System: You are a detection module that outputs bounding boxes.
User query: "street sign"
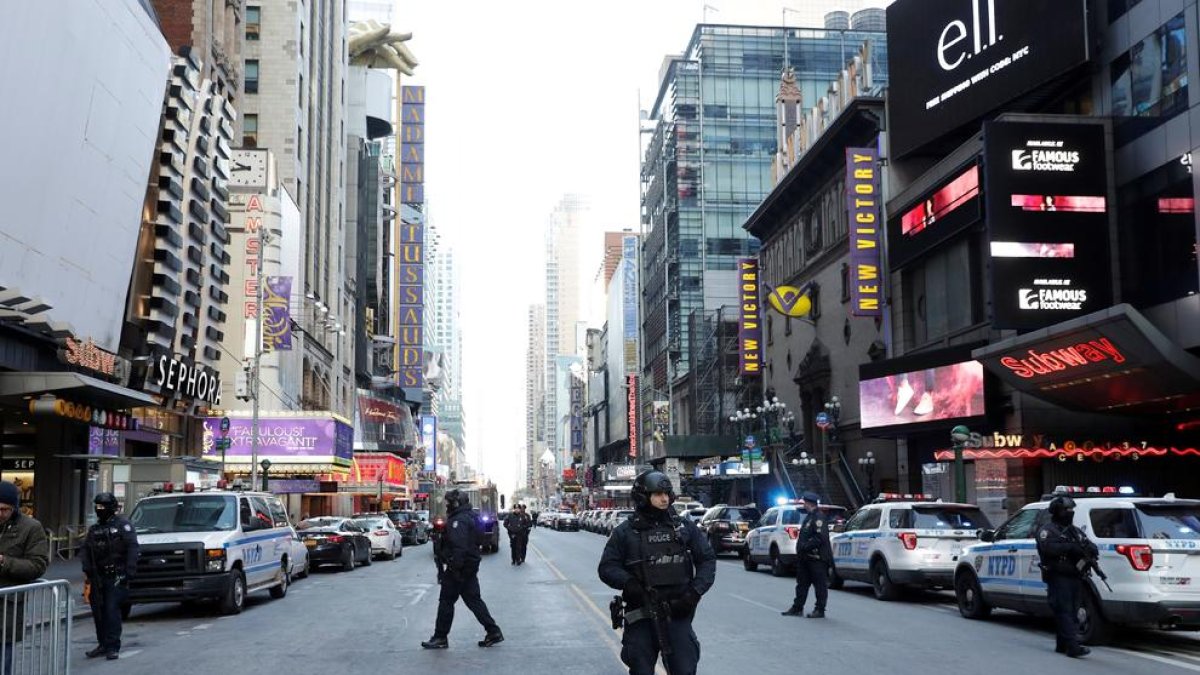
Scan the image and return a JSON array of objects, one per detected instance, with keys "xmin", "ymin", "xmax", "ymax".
[
  {"xmin": 816, "ymin": 412, "xmax": 831, "ymax": 429},
  {"xmin": 220, "ymin": 416, "xmax": 231, "ymax": 434},
  {"xmin": 744, "ymin": 435, "xmax": 756, "ymax": 449}
]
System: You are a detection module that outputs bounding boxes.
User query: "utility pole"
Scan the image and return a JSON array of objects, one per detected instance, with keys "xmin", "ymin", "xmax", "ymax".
[{"xmin": 250, "ymin": 227, "xmax": 269, "ymax": 490}]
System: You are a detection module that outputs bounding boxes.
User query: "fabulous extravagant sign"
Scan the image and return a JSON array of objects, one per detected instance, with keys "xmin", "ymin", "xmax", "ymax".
[
  {"xmin": 846, "ymin": 147, "xmax": 882, "ymax": 316},
  {"xmin": 201, "ymin": 415, "xmax": 353, "ymax": 462},
  {"xmin": 738, "ymin": 258, "xmax": 762, "ymax": 376}
]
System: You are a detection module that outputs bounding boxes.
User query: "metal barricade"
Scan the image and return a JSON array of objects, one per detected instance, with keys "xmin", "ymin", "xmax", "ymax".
[{"xmin": 0, "ymin": 579, "xmax": 72, "ymax": 675}]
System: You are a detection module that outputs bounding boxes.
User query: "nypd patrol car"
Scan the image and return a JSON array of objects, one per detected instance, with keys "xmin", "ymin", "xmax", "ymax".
[
  {"xmin": 829, "ymin": 493, "xmax": 992, "ymax": 599},
  {"xmin": 126, "ymin": 484, "xmax": 297, "ymax": 615},
  {"xmin": 953, "ymin": 487, "xmax": 1200, "ymax": 644},
  {"xmin": 743, "ymin": 501, "xmax": 849, "ymax": 576}
]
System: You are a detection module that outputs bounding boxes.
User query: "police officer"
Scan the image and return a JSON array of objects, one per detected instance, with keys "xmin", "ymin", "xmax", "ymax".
[
  {"xmin": 422, "ymin": 490, "xmax": 504, "ymax": 649},
  {"xmin": 1036, "ymin": 494, "xmax": 1095, "ymax": 658},
  {"xmin": 599, "ymin": 470, "xmax": 716, "ymax": 675},
  {"xmin": 504, "ymin": 504, "xmax": 532, "ymax": 565},
  {"xmin": 781, "ymin": 492, "xmax": 832, "ymax": 618},
  {"xmin": 80, "ymin": 492, "xmax": 139, "ymax": 660}
]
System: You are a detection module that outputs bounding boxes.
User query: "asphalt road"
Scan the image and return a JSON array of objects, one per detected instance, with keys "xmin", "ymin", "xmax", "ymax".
[{"xmin": 70, "ymin": 526, "xmax": 1200, "ymax": 674}]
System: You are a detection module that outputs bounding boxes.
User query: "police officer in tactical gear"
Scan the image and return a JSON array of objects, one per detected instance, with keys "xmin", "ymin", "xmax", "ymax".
[
  {"xmin": 422, "ymin": 489, "xmax": 504, "ymax": 649},
  {"xmin": 1036, "ymin": 494, "xmax": 1095, "ymax": 658},
  {"xmin": 599, "ymin": 470, "xmax": 716, "ymax": 675},
  {"xmin": 782, "ymin": 492, "xmax": 832, "ymax": 618},
  {"xmin": 80, "ymin": 492, "xmax": 139, "ymax": 660}
]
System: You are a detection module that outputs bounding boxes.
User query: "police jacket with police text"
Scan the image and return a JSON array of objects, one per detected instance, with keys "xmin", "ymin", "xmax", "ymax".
[
  {"xmin": 81, "ymin": 515, "xmax": 139, "ymax": 579},
  {"xmin": 439, "ymin": 505, "xmax": 483, "ymax": 573},
  {"xmin": 797, "ymin": 509, "xmax": 833, "ymax": 563},
  {"xmin": 1036, "ymin": 521, "xmax": 1095, "ymax": 578},
  {"xmin": 504, "ymin": 512, "xmax": 532, "ymax": 535},
  {"xmin": 598, "ymin": 509, "xmax": 715, "ymax": 609}
]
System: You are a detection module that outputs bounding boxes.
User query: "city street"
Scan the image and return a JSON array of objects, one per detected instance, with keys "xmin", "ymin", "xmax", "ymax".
[{"xmin": 71, "ymin": 529, "xmax": 1200, "ymax": 674}]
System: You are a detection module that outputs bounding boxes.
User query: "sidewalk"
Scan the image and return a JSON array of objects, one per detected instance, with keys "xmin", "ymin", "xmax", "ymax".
[{"xmin": 44, "ymin": 557, "xmax": 90, "ymax": 620}]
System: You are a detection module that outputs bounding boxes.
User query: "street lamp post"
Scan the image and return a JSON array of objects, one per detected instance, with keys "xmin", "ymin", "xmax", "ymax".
[
  {"xmin": 822, "ymin": 396, "xmax": 842, "ymax": 491},
  {"xmin": 857, "ymin": 451, "xmax": 876, "ymax": 497},
  {"xmin": 950, "ymin": 425, "xmax": 973, "ymax": 504},
  {"xmin": 260, "ymin": 458, "xmax": 271, "ymax": 493},
  {"xmin": 729, "ymin": 408, "xmax": 758, "ymax": 504}
]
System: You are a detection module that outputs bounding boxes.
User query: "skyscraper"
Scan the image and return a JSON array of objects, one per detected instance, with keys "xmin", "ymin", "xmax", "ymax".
[
  {"xmin": 639, "ymin": 23, "xmax": 888, "ymax": 430},
  {"xmin": 543, "ymin": 195, "xmax": 588, "ymax": 472},
  {"xmin": 525, "ymin": 303, "xmax": 546, "ymax": 490},
  {"xmin": 241, "ymin": 0, "xmax": 352, "ymax": 417}
]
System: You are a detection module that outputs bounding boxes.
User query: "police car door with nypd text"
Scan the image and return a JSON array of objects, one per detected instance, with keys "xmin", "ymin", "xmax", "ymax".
[
  {"xmin": 954, "ymin": 486, "xmax": 1200, "ymax": 644},
  {"xmin": 128, "ymin": 484, "xmax": 296, "ymax": 615}
]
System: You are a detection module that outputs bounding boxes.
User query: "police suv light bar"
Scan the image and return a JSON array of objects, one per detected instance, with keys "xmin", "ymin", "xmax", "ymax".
[{"xmin": 873, "ymin": 492, "xmax": 935, "ymax": 503}]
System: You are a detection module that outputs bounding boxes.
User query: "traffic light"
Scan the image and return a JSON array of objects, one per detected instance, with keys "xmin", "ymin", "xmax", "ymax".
[{"xmin": 500, "ymin": 494, "xmax": 506, "ymax": 510}]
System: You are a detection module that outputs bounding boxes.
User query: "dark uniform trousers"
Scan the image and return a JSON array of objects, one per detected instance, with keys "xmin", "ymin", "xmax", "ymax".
[
  {"xmin": 620, "ymin": 617, "xmax": 700, "ymax": 675},
  {"xmin": 1046, "ymin": 575, "xmax": 1083, "ymax": 650},
  {"xmin": 90, "ymin": 577, "xmax": 128, "ymax": 653},
  {"xmin": 793, "ymin": 557, "xmax": 829, "ymax": 611},
  {"xmin": 434, "ymin": 569, "xmax": 500, "ymax": 638},
  {"xmin": 510, "ymin": 532, "xmax": 529, "ymax": 563}
]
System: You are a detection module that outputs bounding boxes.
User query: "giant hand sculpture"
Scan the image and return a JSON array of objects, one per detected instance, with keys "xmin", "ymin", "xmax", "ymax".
[{"xmin": 348, "ymin": 20, "xmax": 419, "ymax": 74}]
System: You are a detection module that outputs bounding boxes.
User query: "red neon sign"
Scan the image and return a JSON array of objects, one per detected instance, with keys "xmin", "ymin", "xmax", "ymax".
[{"xmin": 998, "ymin": 337, "xmax": 1126, "ymax": 379}]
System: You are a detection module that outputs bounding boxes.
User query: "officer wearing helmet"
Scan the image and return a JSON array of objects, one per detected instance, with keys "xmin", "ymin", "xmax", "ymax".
[
  {"xmin": 598, "ymin": 470, "xmax": 716, "ymax": 675},
  {"xmin": 80, "ymin": 492, "xmax": 139, "ymax": 660},
  {"xmin": 422, "ymin": 489, "xmax": 503, "ymax": 650},
  {"xmin": 1036, "ymin": 494, "xmax": 1097, "ymax": 658}
]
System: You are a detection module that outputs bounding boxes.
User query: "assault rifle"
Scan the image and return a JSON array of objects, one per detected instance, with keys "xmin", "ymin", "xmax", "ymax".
[
  {"xmin": 1071, "ymin": 527, "xmax": 1113, "ymax": 593},
  {"xmin": 639, "ymin": 557, "xmax": 675, "ymax": 675}
]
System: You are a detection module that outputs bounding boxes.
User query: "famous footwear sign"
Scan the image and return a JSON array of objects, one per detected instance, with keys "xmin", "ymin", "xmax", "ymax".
[{"xmin": 886, "ymin": 0, "xmax": 1089, "ymax": 158}]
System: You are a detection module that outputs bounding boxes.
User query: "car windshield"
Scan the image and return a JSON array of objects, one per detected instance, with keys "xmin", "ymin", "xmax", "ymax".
[
  {"xmin": 299, "ymin": 517, "xmax": 344, "ymax": 530},
  {"xmin": 1136, "ymin": 504, "xmax": 1200, "ymax": 540},
  {"xmin": 908, "ymin": 506, "xmax": 991, "ymax": 530},
  {"xmin": 130, "ymin": 495, "xmax": 237, "ymax": 533},
  {"xmin": 726, "ymin": 508, "xmax": 761, "ymax": 522},
  {"xmin": 356, "ymin": 518, "xmax": 389, "ymax": 530}
]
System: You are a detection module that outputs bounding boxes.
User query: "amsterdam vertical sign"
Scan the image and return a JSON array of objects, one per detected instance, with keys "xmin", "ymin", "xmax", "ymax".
[
  {"xmin": 399, "ymin": 86, "xmax": 425, "ymax": 388},
  {"xmin": 846, "ymin": 147, "xmax": 882, "ymax": 316}
]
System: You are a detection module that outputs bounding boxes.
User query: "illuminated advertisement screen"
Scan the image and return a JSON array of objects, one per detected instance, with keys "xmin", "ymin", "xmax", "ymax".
[
  {"xmin": 983, "ymin": 121, "xmax": 1113, "ymax": 331},
  {"xmin": 886, "ymin": 0, "xmax": 1088, "ymax": 158},
  {"xmin": 860, "ymin": 360, "xmax": 987, "ymax": 430},
  {"xmin": 887, "ymin": 163, "xmax": 981, "ymax": 269}
]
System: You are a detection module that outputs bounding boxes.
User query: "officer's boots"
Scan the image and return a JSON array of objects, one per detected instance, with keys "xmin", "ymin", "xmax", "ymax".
[
  {"xmin": 781, "ymin": 604, "xmax": 803, "ymax": 616},
  {"xmin": 478, "ymin": 631, "xmax": 504, "ymax": 647},
  {"xmin": 421, "ymin": 636, "xmax": 449, "ymax": 649},
  {"xmin": 806, "ymin": 609, "xmax": 826, "ymax": 618}
]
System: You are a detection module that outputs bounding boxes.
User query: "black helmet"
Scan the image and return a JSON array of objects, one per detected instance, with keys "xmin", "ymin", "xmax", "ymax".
[
  {"xmin": 1048, "ymin": 494, "xmax": 1077, "ymax": 518},
  {"xmin": 631, "ymin": 470, "xmax": 674, "ymax": 509},
  {"xmin": 444, "ymin": 489, "xmax": 470, "ymax": 511},
  {"xmin": 94, "ymin": 492, "xmax": 118, "ymax": 508}
]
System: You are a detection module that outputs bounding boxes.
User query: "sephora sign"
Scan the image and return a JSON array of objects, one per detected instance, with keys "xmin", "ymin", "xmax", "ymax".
[{"xmin": 886, "ymin": 0, "xmax": 1088, "ymax": 158}]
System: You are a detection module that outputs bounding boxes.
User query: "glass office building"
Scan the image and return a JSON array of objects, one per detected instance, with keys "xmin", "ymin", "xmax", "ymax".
[{"xmin": 640, "ymin": 24, "xmax": 888, "ymax": 396}]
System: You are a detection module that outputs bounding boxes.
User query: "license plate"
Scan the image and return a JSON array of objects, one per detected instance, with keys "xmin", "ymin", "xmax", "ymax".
[
  {"xmin": 304, "ymin": 540, "xmax": 317, "ymax": 548},
  {"xmin": 738, "ymin": 523, "xmax": 748, "ymax": 533}
]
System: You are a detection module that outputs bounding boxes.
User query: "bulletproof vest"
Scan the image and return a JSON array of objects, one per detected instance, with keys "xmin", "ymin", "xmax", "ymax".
[
  {"xmin": 638, "ymin": 521, "xmax": 692, "ymax": 589},
  {"xmin": 1036, "ymin": 523, "xmax": 1082, "ymax": 577},
  {"xmin": 89, "ymin": 520, "xmax": 124, "ymax": 572}
]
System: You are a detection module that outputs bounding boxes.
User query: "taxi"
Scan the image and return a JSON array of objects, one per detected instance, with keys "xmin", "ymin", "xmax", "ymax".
[
  {"xmin": 829, "ymin": 493, "xmax": 992, "ymax": 599},
  {"xmin": 954, "ymin": 486, "xmax": 1200, "ymax": 644}
]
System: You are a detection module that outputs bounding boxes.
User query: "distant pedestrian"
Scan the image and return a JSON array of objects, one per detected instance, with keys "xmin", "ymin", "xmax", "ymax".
[
  {"xmin": 1036, "ymin": 494, "xmax": 1094, "ymax": 658},
  {"xmin": 0, "ymin": 481, "xmax": 48, "ymax": 675},
  {"xmin": 599, "ymin": 470, "xmax": 715, "ymax": 675},
  {"xmin": 80, "ymin": 493, "xmax": 139, "ymax": 660},
  {"xmin": 781, "ymin": 492, "xmax": 832, "ymax": 618},
  {"xmin": 504, "ymin": 505, "xmax": 532, "ymax": 565},
  {"xmin": 421, "ymin": 490, "xmax": 503, "ymax": 649}
]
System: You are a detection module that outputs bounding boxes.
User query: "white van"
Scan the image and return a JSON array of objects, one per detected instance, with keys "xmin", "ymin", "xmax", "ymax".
[{"xmin": 126, "ymin": 486, "xmax": 297, "ymax": 615}]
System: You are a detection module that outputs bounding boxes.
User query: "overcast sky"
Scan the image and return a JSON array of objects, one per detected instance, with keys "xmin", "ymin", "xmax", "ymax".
[{"xmin": 395, "ymin": 0, "xmax": 891, "ymax": 498}]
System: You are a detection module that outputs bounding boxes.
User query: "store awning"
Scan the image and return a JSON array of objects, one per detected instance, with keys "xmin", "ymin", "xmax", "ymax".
[
  {"xmin": 0, "ymin": 371, "xmax": 158, "ymax": 409},
  {"xmin": 971, "ymin": 304, "xmax": 1200, "ymax": 416}
]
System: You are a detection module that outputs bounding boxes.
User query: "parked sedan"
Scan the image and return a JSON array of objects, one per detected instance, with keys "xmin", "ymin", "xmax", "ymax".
[
  {"xmin": 287, "ymin": 531, "xmax": 311, "ymax": 580},
  {"xmin": 353, "ymin": 516, "xmax": 404, "ymax": 560},
  {"xmin": 298, "ymin": 518, "xmax": 373, "ymax": 571},
  {"xmin": 697, "ymin": 505, "xmax": 761, "ymax": 555},
  {"xmin": 386, "ymin": 510, "xmax": 430, "ymax": 545}
]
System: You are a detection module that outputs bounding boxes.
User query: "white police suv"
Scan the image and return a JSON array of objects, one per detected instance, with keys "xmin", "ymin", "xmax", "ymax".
[
  {"xmin": 830, "ymin": 493, "xmax": 992, "ymax": 599},
  {"xmin": 743, "ymin": 501, "xmax": 849, "ymax": 576},
  {"xmin": 126, "ymin": 483, "xmax": 297, "ymax": 616},
  {"xmin": 953, "ymin": 486, "xmax": 1200, "ymax": 644}
]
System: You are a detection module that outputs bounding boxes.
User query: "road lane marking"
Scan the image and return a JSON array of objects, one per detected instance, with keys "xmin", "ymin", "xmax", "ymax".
[
  {"xmin": 1115, "ymin": 648, "xmax": 1200, "ymax": 673},
  {"xmin": 729, "ymin": 593, "xmax": 782, "ymax": 613},
  {"xmin": 121, "ymin": 650, "xmax": 142, "ymax": 659},
  {"xmin": 193, "ymin": 623, "xmax": 211, "ymax": 630}
]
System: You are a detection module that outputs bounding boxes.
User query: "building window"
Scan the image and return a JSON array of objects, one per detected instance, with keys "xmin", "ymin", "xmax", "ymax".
[
  {"xmin": 1107, "ymin": 0, "xmax": 1143, "ymax": 24},
  {"xmin": 298, "ymin": 73, "xmax": 304, "ymax": 108},
  {"xmin": 243, "ymin": 114, "xmax": 258, "ymax": 148},
  {"xmin": 245, "ymin": 6, "xmax": 260, "ymax": 40},
  {"xmin": 785, "ymin": 316, "xmax": 792, "ymax": 336},
  {"xmin": 840, "ymin": 263, "xmax": 851, "ymax": 303},
  {"xmin": 1110, "ymin": 13, "xmax": 1187, "ymax": 134},
  {"xmin": 244, "ymin": 60, "xmax": 259, "ymax": 94}
]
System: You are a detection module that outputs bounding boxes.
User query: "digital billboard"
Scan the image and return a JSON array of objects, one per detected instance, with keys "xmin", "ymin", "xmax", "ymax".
[
  {"xmin": 860, "ymin": 360, "xmax": 986, "ymax": 430},
  {"xmin": 202, "ymin": 415, "xmax": 353, "ymax": 463},
  {"xmin": 886, "ymin": 0, "xmax": 1089, "ymax": 158},
  {"xmin": 983, "ymin": 121, "xmax": 1112, "ymax": 330},
  {"xmin": 887, "ymin": 164, "xmax": 981, "ymax": 269}
]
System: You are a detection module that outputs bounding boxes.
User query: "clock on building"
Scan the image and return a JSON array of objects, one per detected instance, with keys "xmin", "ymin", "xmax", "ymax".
[{"xmin": 229, "ymin": 149, "xmax": 268, "ymax": 188}]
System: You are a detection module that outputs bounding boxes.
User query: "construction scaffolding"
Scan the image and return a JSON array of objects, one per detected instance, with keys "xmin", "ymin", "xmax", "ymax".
[{"xmin": 687, "ymin": 306, "xmax": 743, "ymax": 437}]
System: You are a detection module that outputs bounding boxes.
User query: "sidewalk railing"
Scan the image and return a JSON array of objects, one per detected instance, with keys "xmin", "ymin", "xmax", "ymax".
[
  {"xmin": 0, "ymin": 579, "xmax": 72, "ymax": 674},
  {"xmin": 46, "ymin": 526, "xmax": 87, "ymax": 562}
]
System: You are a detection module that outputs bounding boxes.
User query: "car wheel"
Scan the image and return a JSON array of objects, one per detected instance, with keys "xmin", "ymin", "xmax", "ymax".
[
  {"xmin": 770, "ymin": 547, "xmax": 787, "ymax": 577},
  {"xmin": 269, "ymin": 560, "xmax": 289, "ymax": 599},
  {"xmin": 342, "ymin": 546, "xmax": 355, "ymax": 572},
  {"xmin": 828, "ymin": 564, "xmax": 845, "ymax": 590},
  {"xmin": 362, "ymin": 544, "xmax": 373, "ymax": 566},
  {"xmin": 1078, "ymin": 589, "xmax": 1113, "ymax": 645},
  {"xmin": 955, "ymin": 572, "xmax": 991, "ymax": 619},
  {"xmin": 743, "ymin": 552, "xmax": 759, "ymax": 572},
  {"xmin": 219, "ymin": 569, "xmax": 246, "ymax": 615},
  {"xmin": 298, "ymin": 556, "xmax": 310, "ymax": 579},
  {"xmin": 871, "ymin": 559, "xmax": 900, "ymax": 601}
]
